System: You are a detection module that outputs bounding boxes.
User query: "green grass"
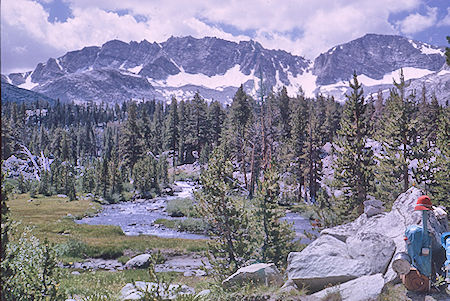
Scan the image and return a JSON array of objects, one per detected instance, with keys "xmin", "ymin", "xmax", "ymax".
[
  {"xmin": 7, "ymin": 193, "xmax": 208, "ymax": 261},
  {"xmin": 60, "ymin": 268, "xmax": 154, "ymax": 299}
]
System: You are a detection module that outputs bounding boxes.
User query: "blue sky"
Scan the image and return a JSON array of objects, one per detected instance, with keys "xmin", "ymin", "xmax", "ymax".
[{"xmin": 2, "ymin": 0, "xmax": 449, "ymax": 74}]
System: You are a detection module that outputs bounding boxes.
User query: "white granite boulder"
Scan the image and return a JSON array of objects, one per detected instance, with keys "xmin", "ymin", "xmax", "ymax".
[
  {"xmin": 124, "ymin": 254, "xmax": 152, "ymax": 269},
  {"xmin": 312, "ymin": 273, "xmax": 385, "ymax": 301},
  {"xmin": 222, "ymin": 263, "xmax": 283, "ymax": 287}
]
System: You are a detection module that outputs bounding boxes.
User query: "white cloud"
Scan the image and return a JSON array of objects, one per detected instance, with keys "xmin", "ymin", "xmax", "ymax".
[
  {"xmin": 1, "ymin": 0, "xmax": 431, "ymax": 73},
  {"xmin": 396, "ymin": 6, "xmax": 438, "ymax": 34},
  {"xmin": 437, "ymin": 8, "xmax": 450, "ymax": 27}
]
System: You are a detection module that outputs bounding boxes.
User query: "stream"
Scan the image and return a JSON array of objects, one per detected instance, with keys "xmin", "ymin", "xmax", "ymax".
[{"xmin": 76, "ymin": 181, "xmax": 316, "ymax": 242}]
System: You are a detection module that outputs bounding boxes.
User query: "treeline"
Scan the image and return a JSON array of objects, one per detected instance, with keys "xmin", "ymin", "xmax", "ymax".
[{"xmin": 1, "ymin": 71, "xmax": 449, "ymax": 220}]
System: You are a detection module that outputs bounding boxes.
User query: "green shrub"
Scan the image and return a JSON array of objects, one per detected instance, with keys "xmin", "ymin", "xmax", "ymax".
[
  {"xmin": 177, "ymin": 218, "xmax": 208, "ymax": 234},
  {"xmin": 154, "ymin": 218, "xmax": 208, "ymax": 234},
  {"xmin": 2, "ymin": 226, "xmax": 66, "ymax": 300},
  {"xmin": 57, "ymin": 238, "xmax": 89, "ymax": 258},
  {"xmin": 166, "ymin": 198, "xmax": 198, "ymax": 217},
  {"xmin": 56, "ymin": 238, "xmax": 123, "ymax": 259}
]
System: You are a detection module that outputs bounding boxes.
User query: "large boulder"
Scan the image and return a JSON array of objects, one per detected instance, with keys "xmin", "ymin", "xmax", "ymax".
[
  {"xmin": 312, "ymin": 273, "xmax": 384, "ymax": 301},
  {"xmin": 286, "ymin": 187, "xmax": 447, "ymax": 293},
  {"xmin": 287, "ymin": 232, "xmax": 394, "ymax": 292},
  {"xmin": 124, "ymin": 254, "xmax": 152, "ymax": 269},
  {"xmin": 120, "ymin": 281, "xmax": 194, "ymax": 300},
  {"xmin": 222, "ymin": 263, "xmax": 284, "ymax": 287}
]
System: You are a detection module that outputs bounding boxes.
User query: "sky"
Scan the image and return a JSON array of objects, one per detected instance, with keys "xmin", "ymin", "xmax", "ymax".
[{"xmin": 1, "ymin": 0, "xmax": 449, "ymax": 74}]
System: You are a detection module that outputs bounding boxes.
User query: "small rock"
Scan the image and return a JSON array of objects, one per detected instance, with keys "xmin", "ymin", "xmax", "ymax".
[
  {"xmin": 195, "ymin": 270, "xmax": 207, "ymax": 276},
  {"xmin": 125, "ymin": 254, "xmax": 152, "ymax": 269},
  {"xmin": 71, "ymin": 271, "xmax": 81, "ymax": 275},
  {"xmin": 57, "ymin": 194, "xmax": 68, "ymax": 198},
  {"xmin": 183, "ymin": 270, "xmax": 194, "ymax": 277},
  {"xmin": 27, "ymin": 199, "xmax": 34, "ymax": 202},
  {"xmin": 364, "ymin": 205, "xmax": 384, "ymax": 217},
  {"xmin": 279, "ymin": 279, "xmax": 299, "ymax": 294},
  {"xmin": 195, "ymin": 289, "xmax": 211, "ymax": 298},
  {"xmin": 222, "ymin": 263, "xmax": 283, "ymax": 287}
]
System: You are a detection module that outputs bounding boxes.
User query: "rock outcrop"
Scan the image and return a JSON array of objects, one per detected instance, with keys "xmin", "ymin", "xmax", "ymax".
[{"xmin": 286, "ymin": 187, "xmax": 448, "ymax": 295}]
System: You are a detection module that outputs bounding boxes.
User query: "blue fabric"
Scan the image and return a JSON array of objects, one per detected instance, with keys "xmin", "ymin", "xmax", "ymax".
[
  {"xmin": 405, "ymin": 224, "xmax": 432, "ymax": 277},
  {"xmin": 441, "ymin": 233, "xmax": 450, "ymax": 271}
]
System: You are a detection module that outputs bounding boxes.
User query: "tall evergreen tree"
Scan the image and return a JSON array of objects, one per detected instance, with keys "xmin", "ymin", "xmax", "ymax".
[
  {"xmin": 177, "ymin": 100, "xmax": 187, "ymax": 164},
  {"xmin": 289, "ymin": 94, "xmax": 308, "ymax": 201},
  {"xmin": 207, "ymin": 100, "xmax": 224, "ymax": 146},
  {"xmin": 376, "ymin": 70, "xmax": 417, "ymax": 203},
  {"xmin": 428, "ymin": 107, "xmax": 450, "ymax": 207},
  {"xmin": 120, "ymin": 102, "xmax": 143, "ymax": 176},
  {"xmin": 188, "ymin": 92, "xmax": 208, "ymax": 157},
  {"xmin": 256, "ymin": 165, "xmax": 295, "ymax": 267},
  {"xmin": 227, "ymin": 85, "xmax": 253, "ymax": 189},
  {"xmin": 333, "ymin": 73, "xmax": 375, "ymax": 221},
  {"xmin": 195, "ymin": 148, "xmax": 253, "ymax": 275},
  {"xmin": 302, "ymin": 103, "xmax": 324, "ymax": 203},
  {"xmin": 278, "ymin": 86, "xmax": 291, "ymax": 140},
  {"xmin": 165, "ymin": 97, "xmax": 179, "ymax": 170}
]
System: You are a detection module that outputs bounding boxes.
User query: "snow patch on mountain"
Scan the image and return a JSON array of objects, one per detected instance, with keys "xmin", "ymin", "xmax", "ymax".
[
  {"xmin": 161, "ymin": 64, "xmax": 255, "ymax": 90},
  {"xmin": 55, "ymin": 58, "xmax": 63, "ymax": 70},
  {"xmin": 128, "ymin": 65, "xmax": 143, "ymax": 74},
  {"xmin": 358, "ymin": 67, "xmax": 435, "ymax": 86},
  {"xmin": 437, "ymin": 70, "xmax": 450, "ymax": 76},
  {"xmin": 286, "ymin": 69, "xmax": 317, "ymax": 98},
  {"xmin": 408, "ymin": 39, "xmax": 444, "ymax": 56},
  {"xmin": 19, "ymin": 74, "xmax": 38, "ymax": 90}
]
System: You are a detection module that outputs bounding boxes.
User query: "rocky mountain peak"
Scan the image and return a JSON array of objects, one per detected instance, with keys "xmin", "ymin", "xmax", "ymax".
[
  {"xmin": 2, "ymin": 34, "xmax": 447, "ymax": 105},
  {"xmin": 313, "ymin": 34, "xmax": 445, "ymax": 85}
]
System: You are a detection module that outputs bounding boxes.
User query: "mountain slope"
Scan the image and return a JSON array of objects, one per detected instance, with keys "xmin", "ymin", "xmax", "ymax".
[
  {"xmin": 1, "ymin": 77, "xmax": 56, "ymax": 104},
  {"xmin": 2, "ymin": 34, "xmax": 448, "ymax": 104}
]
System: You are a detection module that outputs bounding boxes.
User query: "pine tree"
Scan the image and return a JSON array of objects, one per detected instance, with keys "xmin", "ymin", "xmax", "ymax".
[
  {"xmin": 207, "ymin": 100, "xmax": 224, "ymax": 146},
  {"xmin": 120, "ymin": 102, "xmax": 143, "ymax": 176},
  {"xmin": 177, "ymin": 100, "xmax": 187, "ymax": 164},
  {"xmin": 109, "ymin": 149, "xmax": 122, "ymax": 197},
  {"xmin": 278, "ymin": 86, "xmax": 291, "ymax": 140},
  {"xmin": 1, "ymin": 118, "xmax": 14, "ymax": 160},
  {"xmin": 376, "ymin": 70, "xmax": 417, "ymax": 203},
  {"xmin": 133, "ymin": 156, "xmax": 159, "ymax": 197},
  {"xmin": 165, "ymin": 97, "xmax": 179, "ymax": 170},
  {"xmin": 256, "ymin": 165, "xmax": 295, "ymax": 267},
  {"xmin": 188, "ymin": 92, "xmax": 208, "ymax": 157},
  {"xmin": 151, "ymin": 102, "xmax": 164, "ymax": 155},
  {"xmin": 227, "ymin": 85, "xmax": 253, "ymax": 189},
  {"xmin": 428, "ymin": 107, "xmax": 450, "ymax": 207},
  {"xmin": 195, "ymin": 148, "xmax": 253, "ymax": 275},
  {"xmin": 413, "ymin": 93, "xmax": 441, "ymax": 193},
  {"xmin": 302, "ymin": 103, "xmax": 324, "ymax": 203},
  {"xmin": 333, "ymin": 73, "xmax": 375, "ymax": 221},
  {"xmin": 289, "ymin": 95, "xmax": 308, "ymax": 201},
  {"xmin": 98, "ymin": 156, "xmax": 110, "ymax": 199},
  {"xmin": 1, "ymin": 169, "xmax": 14, "ymax": 301}
]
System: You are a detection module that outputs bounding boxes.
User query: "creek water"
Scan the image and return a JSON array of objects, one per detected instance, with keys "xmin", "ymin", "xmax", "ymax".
[{"xmin": 76, "ymin": 181, "xmax": 316, "ymax": 242}]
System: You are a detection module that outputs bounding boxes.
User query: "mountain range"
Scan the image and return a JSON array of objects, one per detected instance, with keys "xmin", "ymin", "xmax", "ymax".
[{"xmin": 1, "ymin": 33, "xmax": 449, "ymax": 105}]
